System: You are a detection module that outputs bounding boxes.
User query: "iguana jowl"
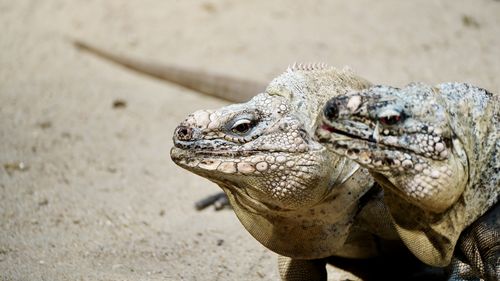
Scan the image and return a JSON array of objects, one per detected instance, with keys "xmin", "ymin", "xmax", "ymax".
[{"xmin": 316, "ymin": 83, "xmax": 499, "ymax": 280}]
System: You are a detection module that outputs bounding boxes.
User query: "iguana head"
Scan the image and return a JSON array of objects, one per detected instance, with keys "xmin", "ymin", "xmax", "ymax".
[
  {"xmin": 171, "ymin": 92, "xmax": 338, "ymax": 211},
  {"xmin": 171, "ymin": 66, "xmax": 371, "ymax": 211},
  {"xmin": 316, "ymin": 83, "xmax": 467, "ymax": 212}
]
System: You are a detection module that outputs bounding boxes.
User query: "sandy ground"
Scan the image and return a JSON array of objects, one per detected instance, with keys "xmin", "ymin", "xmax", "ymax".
[{"xmin": 0, "ymin": 1, "xmax": 499, "ymax": 280}]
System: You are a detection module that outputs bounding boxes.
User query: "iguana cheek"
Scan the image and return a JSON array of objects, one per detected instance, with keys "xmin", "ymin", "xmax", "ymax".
[
  {"xmin": 216, "ymin": 162, "xmax": 237, "ymax": 174},
  {"xmin": 401, "ymin": 164, "xmax": 454, "ymax": 198},
  {"xmin": 197, "ymin": 159, "xmax": 222, "ymax": 171},
  {"xmin": 236, "ymin": 162, "xmax": 256, "ymax": 174},
  {"xmin": 255, "ymin": 162, "xmax": 268, "ymax": 171}
]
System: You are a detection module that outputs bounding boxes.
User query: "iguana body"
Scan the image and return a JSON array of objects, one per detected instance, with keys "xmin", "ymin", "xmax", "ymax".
[{"xmin": 317, "ymin": 83, "xmax": 499, "ymax": 280}]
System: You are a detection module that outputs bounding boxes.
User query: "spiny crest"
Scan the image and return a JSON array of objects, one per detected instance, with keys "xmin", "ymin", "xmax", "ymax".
[{"xmin": 287, "ymin": 62, "xmax": 331, "ymax": 72}]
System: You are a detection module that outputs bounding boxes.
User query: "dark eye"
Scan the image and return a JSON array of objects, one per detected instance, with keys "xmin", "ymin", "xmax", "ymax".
[
  {"xmin": 379, "ymin": 115, "xmax": 401, "ymax": 125},
  {"xmin": 231, "ymin": 119, "xmax": 254, "ymax": 134}
]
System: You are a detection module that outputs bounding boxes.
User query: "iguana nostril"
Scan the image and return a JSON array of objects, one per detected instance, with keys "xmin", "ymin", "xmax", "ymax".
[
  {"xmin": 323, "ymin": 101, "xmax": 338, "ymax": 120},
  {"xmin": 175, "ymin": 126, "xmax": 192, "ymax": 141}
]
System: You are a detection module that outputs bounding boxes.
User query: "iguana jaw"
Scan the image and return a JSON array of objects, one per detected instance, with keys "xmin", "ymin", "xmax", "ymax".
[
  {"xmin": 171, "ymin": 143, "xmax": 333, "ymax": 210},
  {"xmin": 171, "ymin": 146, "xmax": 308, "ymax": 178}
]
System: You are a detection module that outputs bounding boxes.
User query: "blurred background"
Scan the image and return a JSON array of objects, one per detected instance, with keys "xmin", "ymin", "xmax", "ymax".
[{"xmin": 0, "ymin": 1, "xmax": 498, "ymax": 280}]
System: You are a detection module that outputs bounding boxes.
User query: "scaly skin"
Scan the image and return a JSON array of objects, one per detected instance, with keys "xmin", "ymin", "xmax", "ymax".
[
  {"xmin": 316, "ymin": 83, "xmax": 499, "ymax": 280},
  {"xmin": 170, "ymin": 65, "xmax": 420, "ymax": 280}
]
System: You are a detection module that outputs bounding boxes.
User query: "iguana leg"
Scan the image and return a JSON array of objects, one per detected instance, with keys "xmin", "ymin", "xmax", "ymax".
[
  {"xmin": 194, "ymin": 192, "xmax": 230, "ymax": 211},
  {"xmin": 279, "ymin": 254, "xmax": 446, "ymax": 281},
  {"xmin": 447, "ymin": 202, "xmax": 499, "ymax": 281},
  {"xmin": 277, "ymin": 255, "xmax": 327, "ymax": 281}
]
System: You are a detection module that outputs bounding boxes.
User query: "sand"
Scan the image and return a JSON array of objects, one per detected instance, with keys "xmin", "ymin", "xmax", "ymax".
[{"xmin": 0, "ymin": 1, "xmax": 498, "ymax": 280}]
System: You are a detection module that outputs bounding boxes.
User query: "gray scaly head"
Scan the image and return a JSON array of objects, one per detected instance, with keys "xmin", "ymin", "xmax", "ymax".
[{"xmin": 317, "ymin": 83, "xmax": 468, "ymax": 212}]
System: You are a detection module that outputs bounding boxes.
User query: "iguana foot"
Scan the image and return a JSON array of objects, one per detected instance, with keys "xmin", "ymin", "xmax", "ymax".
[
  {"xmin": 447, "ymin": 202, "xmax": 499, "ymax": 281},
  {"xmin": 194, "ymin": 192, "xmax": 230, "ymax": 211},
  {"xmin": 278, "ymin": 256, "xmax": 327, "ymax": 281}
]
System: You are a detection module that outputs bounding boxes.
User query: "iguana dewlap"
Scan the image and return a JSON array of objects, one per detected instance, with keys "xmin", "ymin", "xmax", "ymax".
[{"xmin": 316, "ymin": 83, "xmax": 499, "ymax": 273}]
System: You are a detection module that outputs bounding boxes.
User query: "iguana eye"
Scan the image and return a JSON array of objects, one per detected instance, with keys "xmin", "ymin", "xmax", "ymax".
[
  {"xmin": 379, "ymin": 115, "xmax": 401, "ymax": 125},
  {"xmin": 231, "ymin": 119, "xmax": 254, "ymax": 135}
]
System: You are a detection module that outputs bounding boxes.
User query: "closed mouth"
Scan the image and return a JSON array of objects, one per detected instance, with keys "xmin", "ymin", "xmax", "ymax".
[
  {"xmin": 321, "ymin": 124, "xmax": 364, "ymax": 141},
  {"xmin": 170, "ymin": 146, "xmax": 260, "ymax": 159},
  {"xmin": 319, "ymin": 123, "xmax": 377, "ymax": 144}
]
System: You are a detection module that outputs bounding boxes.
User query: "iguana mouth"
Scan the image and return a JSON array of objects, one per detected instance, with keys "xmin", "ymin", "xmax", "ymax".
[
  {"xmin": 173, "ymin": 136, "xmax": 319, "ymax": 158},
  {"xmin": 172, "ymin": 144, "xmax": 308, "ymax": 159},
  {"xmin": 319, "ymin": 123, "xmax": 377, "ymax": 144},
  {"xmin": 172, "ymin": 144, "xmax": 259, "ymax": 157}
]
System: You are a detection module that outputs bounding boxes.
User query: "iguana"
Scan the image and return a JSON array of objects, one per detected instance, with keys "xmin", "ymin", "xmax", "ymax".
[
  {"xmin": 73, "ymin": 42, "xmax": 441, "ymax": 280},
  {"xmin": 316, "ymin": 83, "xmax": 499, "ymax": 280}
]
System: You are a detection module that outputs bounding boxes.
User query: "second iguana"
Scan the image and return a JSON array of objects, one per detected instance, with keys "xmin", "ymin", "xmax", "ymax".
[{"xmin": 316, "ymin": 83, "xmax": 499, "ymax": 280}]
